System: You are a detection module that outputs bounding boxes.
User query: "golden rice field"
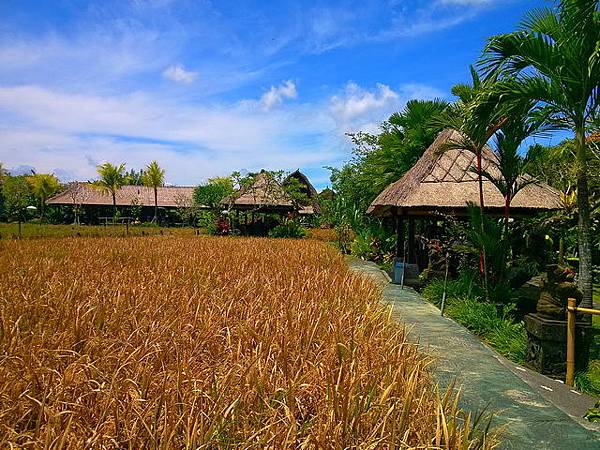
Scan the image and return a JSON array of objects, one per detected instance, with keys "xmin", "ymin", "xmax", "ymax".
[{"xmin": 0, "ymin": 236, "xmax": 497, "ymax": 449}]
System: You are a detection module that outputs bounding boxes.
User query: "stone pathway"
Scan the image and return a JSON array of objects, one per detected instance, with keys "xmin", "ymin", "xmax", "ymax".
[{"xmin": 348, "ymin": 258, "xmax": 599, "ymax": 450}]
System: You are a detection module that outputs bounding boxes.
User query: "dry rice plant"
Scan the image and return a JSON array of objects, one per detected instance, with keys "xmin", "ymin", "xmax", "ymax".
[{"xmin": 0, "ymin": 236, "xmax": 499, "ymax": 449}]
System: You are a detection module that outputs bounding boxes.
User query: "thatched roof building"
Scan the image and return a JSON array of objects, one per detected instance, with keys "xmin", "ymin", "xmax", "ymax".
[
  {"xmin": 368, "ymin": 129, "xmax": 562, "ymax": 217},
  {"xmin": 47, "ymin": 183, "xmax": 196, "ymax": 208},
  {"xmin": 229, "ymin": 170, "xmax": 320, "ymax": 215}
]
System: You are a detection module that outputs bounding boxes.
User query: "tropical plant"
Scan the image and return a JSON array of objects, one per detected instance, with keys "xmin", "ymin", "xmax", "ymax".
[
  {"xmin": 437, "ymin": 66, "xmax": 507, "ymax": 300},
  {"xmin": 193, "ymin": 176, "xmax": 235, "ymax": 211},
  {"xmin": 27, "ymin": 173, "xmax": 60, "ymax": 221},
  {"xmin": 95, "ymin": 162, "xmax": 126, "ymax": 216},
  {"xmin": 481, "ymin": 100, "xmax": 550, "ymax": 235},
  {"xmin": 481, "ymin": 0, "xmax": 600, "ymax": 309},
  {"xmin": 2, "ymin": 175, "xmax": 31, "ymax": 237},
  {"xmin": 125, "ymin": 168, "xmax": 144, "ymax": 186},
  {"xmin": 142, "ymin": 161, "xmax": 165, "ymax": 223}
]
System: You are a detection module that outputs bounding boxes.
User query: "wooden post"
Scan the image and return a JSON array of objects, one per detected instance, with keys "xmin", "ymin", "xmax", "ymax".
[
  {"xmin": 408, "ymin": 217, "xmax": 415, "ymax": 264},
  {"xmin": 566, "ymin": 297, "xmax": 576, "ymax": 387},
  {"xmin": 396, "ymin": 214, "xmax": 404, "ymax": 257}
]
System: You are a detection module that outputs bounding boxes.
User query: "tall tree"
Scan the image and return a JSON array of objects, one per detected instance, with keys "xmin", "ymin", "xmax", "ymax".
[
  {"xmin": 27, "ymin": 173, "xmax": 60, "ymax": 222},
  {"xmin": 481, "ymin": 100, "xmax": 550, "ymax": 236},
  {"xmin": 96, "ymin": 162, "xmax": 126, "ymax": 216},
  {"xmin": 482, "ymin": 0, "xmax": 600, "ymax": 310},
  {"xmin": 142, "ymin": 161, "xmax": 165, "ymax": 223},
  {"xmin": 2, "ymin": 175, "xmax": 31, "ymax": 237},
  {"xmin": 437, "ymin": 67, "xmax": 506, "ymax": 299}
]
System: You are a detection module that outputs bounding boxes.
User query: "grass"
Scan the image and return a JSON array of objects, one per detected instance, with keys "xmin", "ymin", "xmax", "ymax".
[
  {"xmin": 422, "ymin": 279, "xmax": 527, "ymax": 364},
  {"xmin": 575, "ymin": 285, "xmax": 600, "ymax": 396},
  {"xmin": 0, "ymin": 236, "xmax": 498, "ymax": 448},
  {"xmin": 0, "ymin": 223, "xmax": 199, "ymax": 239},
  {"xmin": 424, "ymin": 278, "xmax": 599, "ymax": 397}
]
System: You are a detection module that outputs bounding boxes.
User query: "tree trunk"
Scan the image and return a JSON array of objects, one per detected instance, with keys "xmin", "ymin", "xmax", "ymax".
[
  {"xmin": 477, "ymin": 149, "xmax": 490, "ymax": 302},
  {"xmin": 153, "ymin": 187, "xmax": 158, "ymax": 223},
  {"xmin": 112, "ymin": 192, "xmax": 117, "ymax": 218},
  {"xmin": 504, "ymin": 194, "xmax": 510, "ymax": 238},
  {"xmin": 40, "ymin": 197, "xmax": 46, "ymax": 222},
  {"xmin": 575, "ymin": 127, "xmax": 593, "ymax": 317}
]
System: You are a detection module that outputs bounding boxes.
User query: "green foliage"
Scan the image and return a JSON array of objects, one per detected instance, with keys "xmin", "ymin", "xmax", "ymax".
[
  {"xmin": 142, "ymin": 161, "xmax": 165, "ymax": 190},
  {"xmin": 350, "ymin": 227, "xmax": 395, "ymax": 262},
  {"xmin": 422, "ymin": 272, "xmax": 527, "ymax": 363},
  {"xmin": 584, "ymin": 400, "xmax": 600, "ymax": 423},
  {"xmin": 482, "ymin": 0, "xmax": 600, "ymax": 307},
  {"xmin": 2, "ymin": 175, "xmax": 32, "ymax": 222},
  {"xmin": 422, "ymin": 270, "xmax": 483, "ymax": 306},
  {"xmin": 328, "ymin": 99, "xmax": 448, "ymax": 231},
  {"xmin": 124, "ymin": 168, "xmax": 144, "ymax": 185},
  {"xmin": 95, "ymin": 162, "xmax": 127, "ymax": 211},
  {"xmin": 194, "ymin": 177, "xmax": 235, "ymax": 210},
  {"xmin": 466, "ymin": 204, "xmax": 508, "ymax": 287},
  {"xmin": 27, "ymin": 173, "xmax": 61, "ymax": 221},
  {"xmin": 268, "ymin": 220, "xmax": 307, "ymax": 239}
]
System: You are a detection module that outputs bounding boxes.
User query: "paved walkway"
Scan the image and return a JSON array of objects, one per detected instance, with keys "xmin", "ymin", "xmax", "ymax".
[{"xmin": 348, "ymin": 259, "xmax": 599, "ymax": 450}]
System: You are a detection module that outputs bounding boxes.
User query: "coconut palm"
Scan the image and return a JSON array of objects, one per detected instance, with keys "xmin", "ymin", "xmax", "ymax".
[
  {"xmin": 96, "ymin": 162, "xmax": 126, "ymax": 216},
  {"xmin": 28, "ymin": 173, "xmax": 60, "ymax": 221},
  {"xmin": 142, "ymin": 161, "xmax": 165, "ymax": 223},
  {"xmin": 481, "ymin": 0, "xmax": 600, "ymax": 310}
]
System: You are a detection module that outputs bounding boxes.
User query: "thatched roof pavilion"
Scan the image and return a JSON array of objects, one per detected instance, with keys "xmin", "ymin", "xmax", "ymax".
[
  {"xmin": 229, "ymin": 170, "xmax": 320, "ymax": 215},
  {"xmin": 47, "ymin": 183, "xmax": 196, "ymax": 208},
  {"xmin": 368, "ymin": 128, "xmax": 562, "ymax": 266},
  {"xmin": 368, "ymin": 128, "xmax": 562, "ymax": 218}
]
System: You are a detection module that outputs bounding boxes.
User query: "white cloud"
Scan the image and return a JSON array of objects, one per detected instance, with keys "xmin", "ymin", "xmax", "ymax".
[
  {"xmin": 259, "ymin": 80, "xmax": 298, "ymax": 110},
  {"xmin": 0, "ymin": 81, "xmax": 443, "ymax": 186},
  {"xmin": 162, "ymin": 64, "xmax": 198, "ymax": 84},
  {"xmin": 329, "ymin": 82, "xmax": 444, "ymax": 134},
  {"xmin": 0, "ymin": 84, "xmax": 337, "ymax": 184}
]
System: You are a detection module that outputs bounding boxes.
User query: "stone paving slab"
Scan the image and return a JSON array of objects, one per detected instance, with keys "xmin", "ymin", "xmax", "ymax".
[{"xmin": 348, "ymin": 258, "xmax": 600, "ymax": 450}]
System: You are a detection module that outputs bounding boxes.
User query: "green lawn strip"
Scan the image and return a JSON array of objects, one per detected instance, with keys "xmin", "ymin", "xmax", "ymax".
[
  {"xmin": 421, "ymin": 279, "xmax": 526, "ymax": 364},
  {"xmin": 423, "ymin": 279, "xmax": 600, "ymax": 397}
]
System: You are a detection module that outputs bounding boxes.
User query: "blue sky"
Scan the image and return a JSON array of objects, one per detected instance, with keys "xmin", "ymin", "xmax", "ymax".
[{"xmin": 0, "ymin": 0, "xmax": 557, "ymax": 188}]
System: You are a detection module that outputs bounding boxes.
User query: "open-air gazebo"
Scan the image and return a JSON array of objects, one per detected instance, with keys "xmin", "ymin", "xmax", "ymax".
[
  {"xmin": 368, "ymin": 128, "xmax": 562, "ymax": 269},
  {"xmin": 227, "ymin": 169, "xmax": 320, "ymax": 234}
]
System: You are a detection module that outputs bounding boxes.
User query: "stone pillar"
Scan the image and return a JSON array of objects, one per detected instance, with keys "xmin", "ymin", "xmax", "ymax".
[{"xmin": 524, "ymin": 313, "xmax": 593, "ymax": 377}]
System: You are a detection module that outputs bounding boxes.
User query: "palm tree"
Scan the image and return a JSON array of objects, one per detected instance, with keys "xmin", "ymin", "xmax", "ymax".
[
  {"xmin": 481, "ymin": 0, "xmax": 600, "ymax": 310},
  {"xmin": 96, "ymin": 162, "xmax": 126, "ymax": 216},
  {"xmin": 142, "ymin": 161, "xmax": 165, "ymax": 223},
  {"xmin": 28, "ymin": 173, "xmax": 60, "ymax": 221},
  {"xmin": 437, "ymin": 67, "xmax": 506, "ymax": 299},
  {"xmin": 481, "ymin": 100, "xmax": 551, "ymax": 236}
]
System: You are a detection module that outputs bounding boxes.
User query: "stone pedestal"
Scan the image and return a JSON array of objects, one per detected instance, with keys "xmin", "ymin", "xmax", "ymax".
[{"xmin": 524, "ymin": 313, "xmax": 593, "ymax": 378}]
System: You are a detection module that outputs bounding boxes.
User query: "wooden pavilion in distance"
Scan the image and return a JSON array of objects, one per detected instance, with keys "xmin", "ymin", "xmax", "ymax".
[
  {"xmin": 367, "ymin": 128, "xmax": 563, "ymax": 270},
  {"xmin": 227, "ymin": 169, "xmax": 320, "ymax": 234}
]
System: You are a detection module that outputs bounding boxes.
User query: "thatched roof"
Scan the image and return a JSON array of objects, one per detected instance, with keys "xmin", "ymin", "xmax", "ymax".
[
  {"xmin": 286, "ymin": 170, "xmax": 321, "ymax": 214},
  {"xmin": 368, "ymin": 128, "xmax": 562, "ymax": 217},
  {"xmin": 47, "ymin": 183, "xmax": 196, "ymax": 208},
  {"xmin": 229, "ymin": 170, "xmax": 320, "ymax": 214}
]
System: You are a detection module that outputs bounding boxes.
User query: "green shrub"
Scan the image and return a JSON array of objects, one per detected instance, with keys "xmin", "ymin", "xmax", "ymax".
[
  {"xmin": 421, "ymin": 270, "xmax": 482, "ymax": 306},
  {"xmin": 445, "ymin": 296, "xmax": 527, "ymax": 364},
  {"xmin": 350, "ymin": 227, "xmax": 395, "ymax": 262},
  {"xmin": 268, "ymin": 220, "xmax": 307, "ymax": 238}
]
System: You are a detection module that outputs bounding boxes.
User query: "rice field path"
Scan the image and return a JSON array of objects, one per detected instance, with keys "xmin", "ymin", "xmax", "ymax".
[{"xmin": 348, "ymin": 258, "xmax": 600, "ymax": 450}]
